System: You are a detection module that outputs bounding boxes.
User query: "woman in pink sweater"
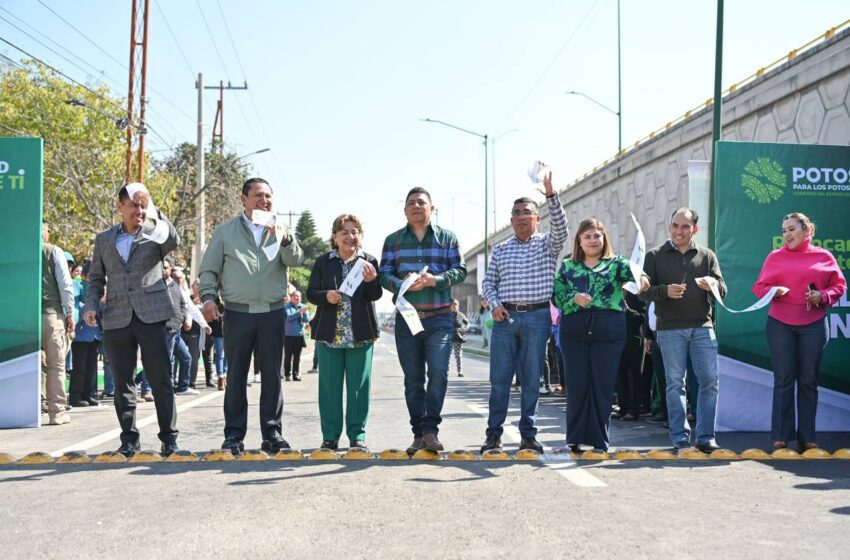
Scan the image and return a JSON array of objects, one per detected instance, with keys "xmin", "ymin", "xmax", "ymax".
[{"xmin": 753, "ymin": 212, "xmax": 846, "ymax": 451}]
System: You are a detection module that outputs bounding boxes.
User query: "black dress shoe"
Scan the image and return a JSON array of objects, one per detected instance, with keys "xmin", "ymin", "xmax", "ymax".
[
  {"xmin": 320, "ymin": 440, "xmax": 338, "ymax": 450},
  {"xmin": 69, "ymin": 399, "xmax": 89, "ymax": 408},
  {"xmin": 117, "ymin": 441, "xmax": 141, "ymax": 458},
  {"xmin": 480, "ymin": 435, "xmax": 502, "ymax": 453},
  {"xmin": 160, "ymin": 440, "xmax": 179, "ymax": 457},
  {"xmin": 86, "ymin": 396, "xmax": 100, "ymax": 406},
  {"xmin": 221, "ymin": 439, "xmax": 245, "ymax": 455},
  {"xmin": 519, "ymin": 437, "xmax": 544, "ymax": 453},
  {"xmin": 292, "ymin": 373, "xmax": 302, "ymax": 381},
  {"xmin": 672, "ymin": 440, "xmax": 692, "ymax": 453},
  {"xmin": 696, "ymin": 440, "xmax": 720, "ymax": 453},
  {"xmin": 261, "ymin": 437, "xmax": 291, "ymax": 453}
]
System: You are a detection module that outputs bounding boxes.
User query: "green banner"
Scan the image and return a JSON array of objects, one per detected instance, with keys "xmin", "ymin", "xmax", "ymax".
[
  {"xmin": 0, "ymin": 137, "xmax": 43, "ymax": 428},
  {"xmin": 715, "ymin": 141, "xmax": 850, "ymax": 395}
]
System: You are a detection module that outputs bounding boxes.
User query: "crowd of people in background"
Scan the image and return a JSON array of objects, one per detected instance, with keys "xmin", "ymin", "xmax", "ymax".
[{"xmin": 40, "ymin": 174, "xmax": 845, "ymax": 458}]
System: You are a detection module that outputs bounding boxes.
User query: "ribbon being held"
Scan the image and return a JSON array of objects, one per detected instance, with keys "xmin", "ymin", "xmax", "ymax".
[
  {"xmin": 698, "ymin": 276, "xmax": 787, "ymax": 313},
  {"xmin": 125, "ymin": 182, "xmax": 170, "ymax": 244},
  {"xmin": 396, "ymin": 266, "xmax": 428, "ymax": 335},
  {"xmin": 623, "ymin": 212, "xmax": 646, "ymax": 295}
]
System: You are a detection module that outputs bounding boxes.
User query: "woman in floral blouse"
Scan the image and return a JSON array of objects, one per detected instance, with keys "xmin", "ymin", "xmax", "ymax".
[
  {"xmin": 307, "ymin": 214, "xmax": 383, "ymax": 451},
  {"xmin": 552, "ymin": 218, "xmax": 649, "ymax": 453}
]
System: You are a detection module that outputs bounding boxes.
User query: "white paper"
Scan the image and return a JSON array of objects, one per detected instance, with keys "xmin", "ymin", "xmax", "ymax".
[
  {"xmin": 623, "ymin": 212, "xmax": 647, "ymax": 294},
  {"xmin": 527, "ymin": 160, "xmax": 550, "ymax": 184},
  {"xmin": 698, "ymin": 277, "xmax": 786, "ymax": 314},
  {"xmin": 125, "ymin": 182, "xmax": 171, "ymax": 245},
  {"xmin": 142, "ymin": 219, "xmax": 170, "ymax": 244},
  {"xmin": 251, "ymin": 209, "xmax": 276, "ymax": 227},
  {"xmin": 260, "ymin": 222, "xmax": 287, "ymax": 261},
  {"xmin": 339, "ymin": 258, "xmax": 366, "ymax": 297},
  {"xmin": 395, "ymin": 266, "xmax": 428, "ymax": 335},
  {"xmin": 181, "ymin": 291, "xmax": 210, "ymax": 350}
]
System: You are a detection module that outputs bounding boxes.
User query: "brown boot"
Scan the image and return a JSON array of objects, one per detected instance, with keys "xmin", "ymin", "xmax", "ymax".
[
  {"xmin": 406, "ymin": 436, "xmax": 425, "ymax": 456},
  {"xmin": 423, "ymin": 432, "xmax": 444, "ymax": 452},
  {"xmin": 217, "ymin": 377, "xmax": 227, "ymax": 391}
]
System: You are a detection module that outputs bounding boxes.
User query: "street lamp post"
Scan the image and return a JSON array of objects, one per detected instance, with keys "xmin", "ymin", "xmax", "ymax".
[
  {"xmin": 420, "ymin": 118, "xmax": 489, "ymax": 272},
  {"xmin": 565, "ymin": 0, "xmax": 622, "ymax": 156},
  {"xmin": 491, "ymin": 128, "xmax": 519, "ymax": 240}
]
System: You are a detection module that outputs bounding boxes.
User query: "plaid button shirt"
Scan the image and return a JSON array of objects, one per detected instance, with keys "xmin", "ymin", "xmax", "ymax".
[
  {"xmin": 482, "ymin": 193, "xmax": 569, "ymax": 309},
  {"xmin": 379, "ymin": 223, "xmax": 467, "ymax": 312}
]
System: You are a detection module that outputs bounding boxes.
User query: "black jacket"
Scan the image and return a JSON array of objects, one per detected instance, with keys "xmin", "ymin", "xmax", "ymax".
[{"xmin": 307, "ymin": 251, "xmax": 383, "ymax": 343}]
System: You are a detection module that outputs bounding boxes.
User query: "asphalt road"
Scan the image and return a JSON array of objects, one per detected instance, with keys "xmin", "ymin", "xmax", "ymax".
[{"xmin": 1, "ymin": 332, "xmax": 849, "ymax": 559}]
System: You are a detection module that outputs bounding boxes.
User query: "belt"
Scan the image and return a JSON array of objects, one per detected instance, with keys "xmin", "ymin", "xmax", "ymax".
[
  {"xmin": 416, "ymin": 307, "xmax": 452, "ymax": 319},
  {"xmin": 503, "ymin": 301, "xmax": 549, "ymax": 313}
]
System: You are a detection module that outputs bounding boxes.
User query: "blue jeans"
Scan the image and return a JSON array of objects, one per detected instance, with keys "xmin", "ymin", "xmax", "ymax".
[
  {"xmin": 394, "ymin": 311, "xmax": 453, "ymax": 436},
  {"xmin": 487, "ymin": 307, "xmax": 551, "ymax": 439},
  {"xmin": 656, "ymin": 327, "xmax": 719, "ymax": 445},
  {"xmin": 212, "ymin": 336, "xmax": 227, "ymax": 376},
  {"xmin": 171, "ymin": 332, "xmax": 192, "ymax": 391},
  {"xmin": 766, "ymin": 316, "xmax": 828, "ymax": 444}
]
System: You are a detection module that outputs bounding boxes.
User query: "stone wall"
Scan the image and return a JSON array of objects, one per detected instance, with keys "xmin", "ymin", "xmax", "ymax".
[{"xmin": 457, "ymin": 28, "xmax": 850, "ymax": 315}]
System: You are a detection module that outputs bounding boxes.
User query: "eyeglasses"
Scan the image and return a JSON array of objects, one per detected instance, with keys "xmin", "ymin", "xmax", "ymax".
[{"xmin": 511, "ymin": 210, "xmax": 537, "ymax": 217}]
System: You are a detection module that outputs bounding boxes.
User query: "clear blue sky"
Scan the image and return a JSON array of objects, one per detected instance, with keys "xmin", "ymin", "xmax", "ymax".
[{"xmin": 2, "ymin": 1, "xmax": 848, "ymax": 273}]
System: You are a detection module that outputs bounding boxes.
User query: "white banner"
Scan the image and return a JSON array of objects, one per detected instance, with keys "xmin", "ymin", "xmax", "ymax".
[{"xmin": 396, "ymin": 266, "xmax": 428, "ymax": 335}]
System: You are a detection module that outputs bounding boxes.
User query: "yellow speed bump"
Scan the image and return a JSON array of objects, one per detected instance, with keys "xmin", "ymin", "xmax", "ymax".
[
  {"xmin": 679, "ymin": 449, "xmax": 709, "ymax": 460},
  {"xmin": 343, "ymin": 449, "xmax": 375, "ymax": 460},
  {"xmin": 645, "ymin": 449, "xmax": 678, "ymax": 460},
  {"xmin": 0, "ymin": 452, "xmax": 17, "ymax": 464},
  {"xmin": 832, "ymin": 448, "xmax": 850, "ymax": 459},
  {"xmin": 202, "ymin": 449, "xmax": 236, "ymax": 462},
  {"xmin": 613, "ymin": 450, "xmax": 644, "ymax": 461},
  {"xmin": 579, "ymin": 450, "xmax": 609, "ymax": 460},
  {"xmin": 709, "ymin": 449, "xmax": 740, "ymax": 460},
  {"xmin": 310, "ymin": 448, "xmax": 339, "ymax": 460},
  {"xmin": 740, "ymin": 448, "xmax": 772, "ymax": 460},
  {"xmin": 515, "ymin": 449, "xmax": 543, "ymax": 461},
  {"xmin": 165, "ymin": 450, "xmax": 199, "ymax": 462},
  {"xmin": 378, "ymin": 449, "xmax": 409, "ymax": 460},
  {"xmin": 93, "ymin": 451, "xmax": 127, "ymax": 463},
  {"xmin": 129, "ymin": 450, "xmax": 163, "ymax": 463},
  {"xmin": 412, "ymin": 449, "xmax": 442, "ymax": 461},
  {"xmin": 771, "ymin": 448, "xmax": 802, "ymax": 460},
  {"xmin": 273, "ymin": 449, "xmax": 305, "ymax": 461},
  {"xmin": 447, "ymin": 450, "xmax": 477, "ymax": 461},
  {"xmin": 57, "ymin": 451, "xmax": 91, "ymax": 464},
  {"xmin": 802, "ymin": 448, "xmax": 832, "ymax": 459},
  {"xmin": 480, "ymin": 449, "xmax": 510, "ymax": 461},
  {"xmin": 236, "ymin": 450, "xmax": 269, "ymax": 462},
  {"xmin": 18, "ymin": 452, "xmax": 54, "ymax": 464}
]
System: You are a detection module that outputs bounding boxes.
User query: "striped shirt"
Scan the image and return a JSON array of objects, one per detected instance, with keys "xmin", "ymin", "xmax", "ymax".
[
  {"xmin": 482, "ymin": 193, "xmax": 569, "ymax": 309},
  {"xmin": 379, "ymin": 223, "xmax": 467, "ymax": 312}
]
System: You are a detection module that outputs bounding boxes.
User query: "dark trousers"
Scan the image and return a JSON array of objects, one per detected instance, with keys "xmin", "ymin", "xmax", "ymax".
[
  {"xmin": 223, "ymin": 309, "xmax": 284, "ymax": 442},
  {"xmin": 201, "ymin": 335, "xmax": 214, "ymax": 384},
  {"xmin": 559, "ymin": 311, "xmax": 626, "ymax": 451},
  {"xmin": 283, "ymin": 335, "xmax": 305, "ymax": 376},
  {"xmin": 182, "ymin": 331, "xmax": 201, "ymax": 388},
  {"xmin": 70, "ymin": 340, "xmax": 99, "ymax": 402},
  {"xmin": 766, "ymin": 316, "xmax": 828, "ymax": 444},
  {"xmin": 650, "ymin": 340, "xmax": 667, "ymax": 417},
  {"xmin": 616, "ymin": 334, "xmax": 645, "ymax": 415},
  {"xmin": 103, "ymin": 314, "xmax": 177, "ymax": 445},
  {"xmin": 543, "ymin": 334, "xmax": 560, "ymax": 387}
]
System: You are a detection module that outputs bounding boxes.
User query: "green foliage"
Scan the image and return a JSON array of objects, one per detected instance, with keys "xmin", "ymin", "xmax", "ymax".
[
  {"xmin": 741, "ymin": 158, "xmax": 785, "ymax": 204},
  {"xmin": 295, "ymin": 209, "xmax": 318, "ymax": 240},
  {"xmin": 288, "ymin": 267, "xmax": 311, "ymax": 292}
]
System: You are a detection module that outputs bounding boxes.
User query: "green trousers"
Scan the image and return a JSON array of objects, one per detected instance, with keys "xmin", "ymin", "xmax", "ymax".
[{"xmin": 317, "ymin": 343, "xmax": 373, "ymax": 443}]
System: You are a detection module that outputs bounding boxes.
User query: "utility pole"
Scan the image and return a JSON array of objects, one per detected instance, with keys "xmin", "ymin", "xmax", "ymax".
[
  {"xmin": 125, "ymin": 0, "xmax": 150, "ymax": 183},
  {"xmin": 191, "ymin": 76, "xmax": 248, "ymax": 279},
  {"xmin": 277, "ymin": 211, "xmax": 302, "ymax": 226}
]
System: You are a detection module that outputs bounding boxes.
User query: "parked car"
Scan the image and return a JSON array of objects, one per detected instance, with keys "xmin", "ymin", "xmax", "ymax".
[{"xmin": 467, "ymin": 321, "xmax": 481, "ymax": 335}]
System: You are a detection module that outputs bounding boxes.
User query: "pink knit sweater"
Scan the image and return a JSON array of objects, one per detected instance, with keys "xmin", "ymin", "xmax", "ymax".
[{"xmin": 752, "ymin": 238, "xmax": 846, "ymax": 326}]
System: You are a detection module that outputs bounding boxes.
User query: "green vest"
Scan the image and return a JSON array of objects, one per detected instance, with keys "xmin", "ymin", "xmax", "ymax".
[{"xmin": 42, "ymin": 243, "xmax": 64, "ymax": 315}]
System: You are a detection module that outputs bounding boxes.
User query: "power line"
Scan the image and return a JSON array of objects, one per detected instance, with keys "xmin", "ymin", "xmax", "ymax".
[
  {"xmin": 34, "ymin": 0, "xmax": 196, "ymax": 126},
  {"xmin": 495, "ymin": 0, "xmax": 600, "ymax": 133},
  {"xmin": 195, "ymin": 0, "xmax": 231, "ymax": 82}
]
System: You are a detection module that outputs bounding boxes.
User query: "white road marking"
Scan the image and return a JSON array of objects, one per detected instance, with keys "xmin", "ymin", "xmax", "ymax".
[
  {"xmin": 388, "ymin": 349, "xmax": 397, "ymax": 356},
  {"xmin": 464, "ymin": 401, "xmax": 607, "ymax": 488},
  {"xmin": 50, "ymin": 391, "xmax": 224, "ymax": 456}
]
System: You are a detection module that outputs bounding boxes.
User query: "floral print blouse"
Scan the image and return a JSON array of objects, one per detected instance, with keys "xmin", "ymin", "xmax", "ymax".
[{"xmin": 552, "ymin": 255, "xmax": 633, "ymax": 316}]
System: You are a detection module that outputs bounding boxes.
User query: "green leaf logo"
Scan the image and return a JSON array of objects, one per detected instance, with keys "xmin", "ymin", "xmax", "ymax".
[{"xmin": 741, "ymin": 158, "xmax": 785, "ymax": 204}]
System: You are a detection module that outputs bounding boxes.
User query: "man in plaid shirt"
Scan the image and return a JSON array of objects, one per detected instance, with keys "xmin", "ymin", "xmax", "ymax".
[
  {"xmin": 480, "ymin": 172, "xmax": 568, "ymax": 453},
  {"xmin": 379, "ymin": 187, "xmax": 467, "ymax": 455}
]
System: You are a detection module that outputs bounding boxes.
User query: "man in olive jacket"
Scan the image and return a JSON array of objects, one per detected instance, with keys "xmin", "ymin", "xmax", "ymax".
[{"xmin": 199, "ymin": 178, "xmax": 303, "ymax": 455}]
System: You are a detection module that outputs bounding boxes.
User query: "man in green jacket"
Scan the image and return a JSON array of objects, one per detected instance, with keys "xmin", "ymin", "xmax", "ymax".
[{"xmin": 200, "ymin": 178, "xmax": 303, "ymax": 455}]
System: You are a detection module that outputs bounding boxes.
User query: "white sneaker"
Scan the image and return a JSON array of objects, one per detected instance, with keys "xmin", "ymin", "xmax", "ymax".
[
  {"xmin": 253, "ymin": 374, "xmax": 261, "ymax": 384},
  {"xmin": 47, "ymin": 413, "xmax": 71, "ymax": 425},
  {"xmin": 175, "ymin": 388, "xmax": 199, "ymax": 396}
]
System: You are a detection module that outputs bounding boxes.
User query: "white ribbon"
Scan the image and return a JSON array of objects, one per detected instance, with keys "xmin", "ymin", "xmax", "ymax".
[
  {"xmin": 339, "ymin": 258, "xmax": 366, "ymax": 297},
  {"xmin": 126, "ymin": 182, "xmax": 169, "ymax": 244},
  {"xmin": 698, "ymin": 277, "xmax": 787, "ymax": 314},
  {"xmin": 623, "ymin": 212, "xmax": 646, "ymax": 294},
  {"xmin": 396, "ymin": 266, "xmax": 428, "ymax": 335}
]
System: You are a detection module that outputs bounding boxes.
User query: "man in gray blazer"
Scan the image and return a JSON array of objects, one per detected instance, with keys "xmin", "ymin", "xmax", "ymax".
[{"xmin": 84, "ymin": 185, "xmax": 180, "ymax": 457}]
